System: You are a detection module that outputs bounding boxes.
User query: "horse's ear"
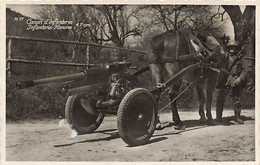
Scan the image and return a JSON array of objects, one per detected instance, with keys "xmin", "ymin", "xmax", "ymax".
[{"xmin": 227, "ymin": 36, "xmax": 230, "ymax": 40}]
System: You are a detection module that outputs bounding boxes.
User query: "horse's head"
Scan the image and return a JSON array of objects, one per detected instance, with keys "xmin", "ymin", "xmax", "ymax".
[{"xmin": 201, "ymin": 36, "xmax": 227, "ymax": 67}]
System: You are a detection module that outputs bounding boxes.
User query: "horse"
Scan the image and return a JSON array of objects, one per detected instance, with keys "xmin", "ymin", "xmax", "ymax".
[{"xmin": 149, "ymin": 29, "xmax": 225, "ymax": 130}]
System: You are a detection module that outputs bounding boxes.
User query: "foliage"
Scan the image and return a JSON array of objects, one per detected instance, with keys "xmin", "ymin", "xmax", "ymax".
[{"xmin": 7, "ymin": 78, "xmax": 67, "ymax": 119}]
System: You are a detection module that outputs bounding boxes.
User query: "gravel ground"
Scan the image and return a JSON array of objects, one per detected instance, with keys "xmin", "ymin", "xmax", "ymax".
[{"xmin": 6, "ymin": 109, "xmax": 256, "ymax": 162}]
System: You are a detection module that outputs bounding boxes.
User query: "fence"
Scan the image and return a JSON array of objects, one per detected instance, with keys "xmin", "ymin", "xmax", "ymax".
[{"xmin": 6, "ymin": 35, "xmax": 147, "ymax": 76}]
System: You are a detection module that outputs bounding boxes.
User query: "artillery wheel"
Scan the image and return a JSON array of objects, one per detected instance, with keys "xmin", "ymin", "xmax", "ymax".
[
  {"xmin": 117, "ymin": 88, "xmax": 156, "ymax": 146},
  {"xmin": 65, "ymin": 94, "xmax": 104, "ymax": 135}
]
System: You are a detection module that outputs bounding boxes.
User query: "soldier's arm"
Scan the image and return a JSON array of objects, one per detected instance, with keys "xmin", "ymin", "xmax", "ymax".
[{"xmin": 238, "ymin": 57, "xmax": 249, "ymax": 81}]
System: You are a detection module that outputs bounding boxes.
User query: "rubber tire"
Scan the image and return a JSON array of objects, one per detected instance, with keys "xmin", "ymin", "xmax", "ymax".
[
  {"xmin": 117, "ymin": 88, "xmax": 156, "ymax": 146},
  {"xmin": 65, "ymin": 94, "xmax": 104, "ymax": 135}
]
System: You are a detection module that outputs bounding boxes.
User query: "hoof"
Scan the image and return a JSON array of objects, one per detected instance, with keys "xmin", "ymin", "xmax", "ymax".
[
  {"xmin": 174, "ymin": 122, "xmax": 186, "ymax": 130},
  {"xmin": 155, "ymin": 123, "xmax": 163, "ymax": 130},
  {"xmin": 199, "ymin": 116, "xmax": 207, "ymax": 123},
  {"xmin": 207, "ymin": 119, "xmax": 215, "ymax": 126}
]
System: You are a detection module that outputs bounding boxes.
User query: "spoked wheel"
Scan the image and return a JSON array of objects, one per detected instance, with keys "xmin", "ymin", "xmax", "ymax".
[
  {"xmin": 117, "ymin": 88, "xmax": 157, "ymax": 146},
  {"xmin": 65, "ymin": 94, "xmax": 104, "ymax": 135}
]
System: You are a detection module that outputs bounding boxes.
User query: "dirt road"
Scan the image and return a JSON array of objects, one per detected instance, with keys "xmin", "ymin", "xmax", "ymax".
[{"xmin": 6, "ymin": 109, "xmax": 255, "ymax": 161}]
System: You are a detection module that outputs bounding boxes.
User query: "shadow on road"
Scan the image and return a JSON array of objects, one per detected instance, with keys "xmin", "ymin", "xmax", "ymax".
[
  {"xmin": 147, "ymin": 137, "xmax": 168, "ymax": 145},
  {"xmin": 153, "ymin": 115, "xmax": 254, "ymax": 137},
  {"xmin": 153, "ymin": 125, "xmax": 207, "ymax": 137},
  {"xmin": 222, "ymin": 115, "xmax": 254, "ymax": 122},
  {"xmin": 53, "ymin": 131, "xmax": 119, "ymax": 148}
]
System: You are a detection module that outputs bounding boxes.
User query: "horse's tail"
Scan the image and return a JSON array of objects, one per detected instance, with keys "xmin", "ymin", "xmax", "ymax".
[{"xmin": 150, "ymin": 34, "xmax": 166, "ymax": 62}]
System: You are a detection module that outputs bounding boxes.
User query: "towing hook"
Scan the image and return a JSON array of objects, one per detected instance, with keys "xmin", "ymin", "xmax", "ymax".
[{"xmin": 157, "ymin": 83, "xmax": 166, "ymax": 89}]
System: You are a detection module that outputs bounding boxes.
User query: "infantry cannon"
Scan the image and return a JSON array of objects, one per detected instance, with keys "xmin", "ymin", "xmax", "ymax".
[{"xmin": 17, "ymin": 62, "xmax": 156, "ymax": 146}]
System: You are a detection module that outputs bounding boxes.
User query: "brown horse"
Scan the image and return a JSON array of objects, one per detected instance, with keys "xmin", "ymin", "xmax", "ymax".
[{"xmin": 149, "ymin": 30, "xmax": 224, "ymax": 130}]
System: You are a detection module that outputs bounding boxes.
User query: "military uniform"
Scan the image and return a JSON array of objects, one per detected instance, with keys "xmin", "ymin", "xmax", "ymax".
[{"xmin": 216, "ymin": 40, "xmax": 248, "ymax": 124}]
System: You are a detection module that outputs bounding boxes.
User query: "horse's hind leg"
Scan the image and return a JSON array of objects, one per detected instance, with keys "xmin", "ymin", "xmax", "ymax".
[
  {"xmin": 164, "ymin": 63, "xmax": 185, "ymax": 130},
  {"xmin": 168, "ymin": 85, "xmax": 185, "ymax": 130},
  {"xmin": 149, "ymin": 63, "xmax": 164, "ymax": 129},
  {"xmin": 196, "ymin": 82, "xmax": 207, "ymax": 123}
]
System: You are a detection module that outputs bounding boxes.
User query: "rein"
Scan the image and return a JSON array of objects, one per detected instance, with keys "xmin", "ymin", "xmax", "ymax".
[{"xmin": 158, "ymin": 67, "xmax": 209, "ymax": 113}]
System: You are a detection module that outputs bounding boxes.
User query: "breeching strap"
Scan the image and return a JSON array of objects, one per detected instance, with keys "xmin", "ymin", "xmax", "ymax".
[{"xmin": 158, "ymin": 80, "xmax": 195, "ymax": 113}]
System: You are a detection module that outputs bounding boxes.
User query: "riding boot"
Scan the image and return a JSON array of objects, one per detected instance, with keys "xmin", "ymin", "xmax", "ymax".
[
  {"xmin": 234, "ymin": 110, "xmax": 244, "ymax": 124},
  {"xmin": 232, "ymin": 86, "xmax": 243, "ymax": 124}
]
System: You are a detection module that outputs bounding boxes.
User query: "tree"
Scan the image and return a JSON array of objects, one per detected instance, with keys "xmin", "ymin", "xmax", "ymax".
[
  {"xmin": 85, "ymin": 5, "xmax": 142, "ymax": 47},
  {"xmin": 148, "ymin": 5, "xmax": 187, "ymax": 31},
  {"xmin": 37, "ymin": 5, "xmax": 143, "ymax": 61},
  {"xmin": 221, "ymin": 6, "xmax": 255, "ymax": 58},
  {"xmin": 221, "ymin": 5, "xmax": 255, "ymax": 90},
  {"xmin": 221, "ymin": 6, "xmax": 255, "ymax": 45}
]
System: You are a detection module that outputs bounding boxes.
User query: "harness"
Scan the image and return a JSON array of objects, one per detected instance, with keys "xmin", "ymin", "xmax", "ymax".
[{"xmin": 148, "ymin": 31, "xmax": 203, "ymax": 64}]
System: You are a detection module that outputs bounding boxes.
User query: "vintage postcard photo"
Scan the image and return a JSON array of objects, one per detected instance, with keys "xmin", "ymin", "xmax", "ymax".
[{"xmin": 1, "ymin": 0, "xmax": 258, "ymax": 164}]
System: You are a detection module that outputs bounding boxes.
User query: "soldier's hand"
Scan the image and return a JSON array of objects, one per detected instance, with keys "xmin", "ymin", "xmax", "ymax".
[
  {"xmin": 233, "ymin": 77, "xmax": 241, "ymax": 87},
  {"xmin": 224, "ymin": 77, "xmax": 230, "ymax": 86}
]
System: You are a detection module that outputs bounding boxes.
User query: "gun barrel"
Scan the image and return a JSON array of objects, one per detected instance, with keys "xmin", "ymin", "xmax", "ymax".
[
  {"xmin": 16, "ymin": 62, "xmax": 132, "ymax": 90},
  {"xmin": 16, "ymin": 67, "xmax": 109, "ymax": 89}
]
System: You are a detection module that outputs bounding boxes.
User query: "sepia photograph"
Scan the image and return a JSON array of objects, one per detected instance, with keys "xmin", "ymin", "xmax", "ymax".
[{"xmin": 1, "ymin": 1, "xmax": 258, "ymax": 163}]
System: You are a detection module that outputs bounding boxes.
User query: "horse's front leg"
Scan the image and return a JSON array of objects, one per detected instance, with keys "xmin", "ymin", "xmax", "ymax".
[
  {"xmin": 205, "ymin": 76, "xmax": 217, "ymax": 125},
  {"xmin": 196, "ymin": 82, "xmax": 207, "ymax": 123}
]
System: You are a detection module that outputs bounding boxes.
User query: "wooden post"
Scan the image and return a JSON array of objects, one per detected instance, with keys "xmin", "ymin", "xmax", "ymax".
[
  {"xmin": 7, "ymin": 39, "xmax": 12, "ymax": 77},
  {"xmin": 86, "ymin": 45, "xmax": 90, "ymax": 68}
]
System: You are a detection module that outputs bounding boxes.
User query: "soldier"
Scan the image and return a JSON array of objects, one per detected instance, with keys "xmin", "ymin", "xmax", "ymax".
[{"xmin": 216, "ymin": 40, "xmax": 248, "ymax": 124}]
